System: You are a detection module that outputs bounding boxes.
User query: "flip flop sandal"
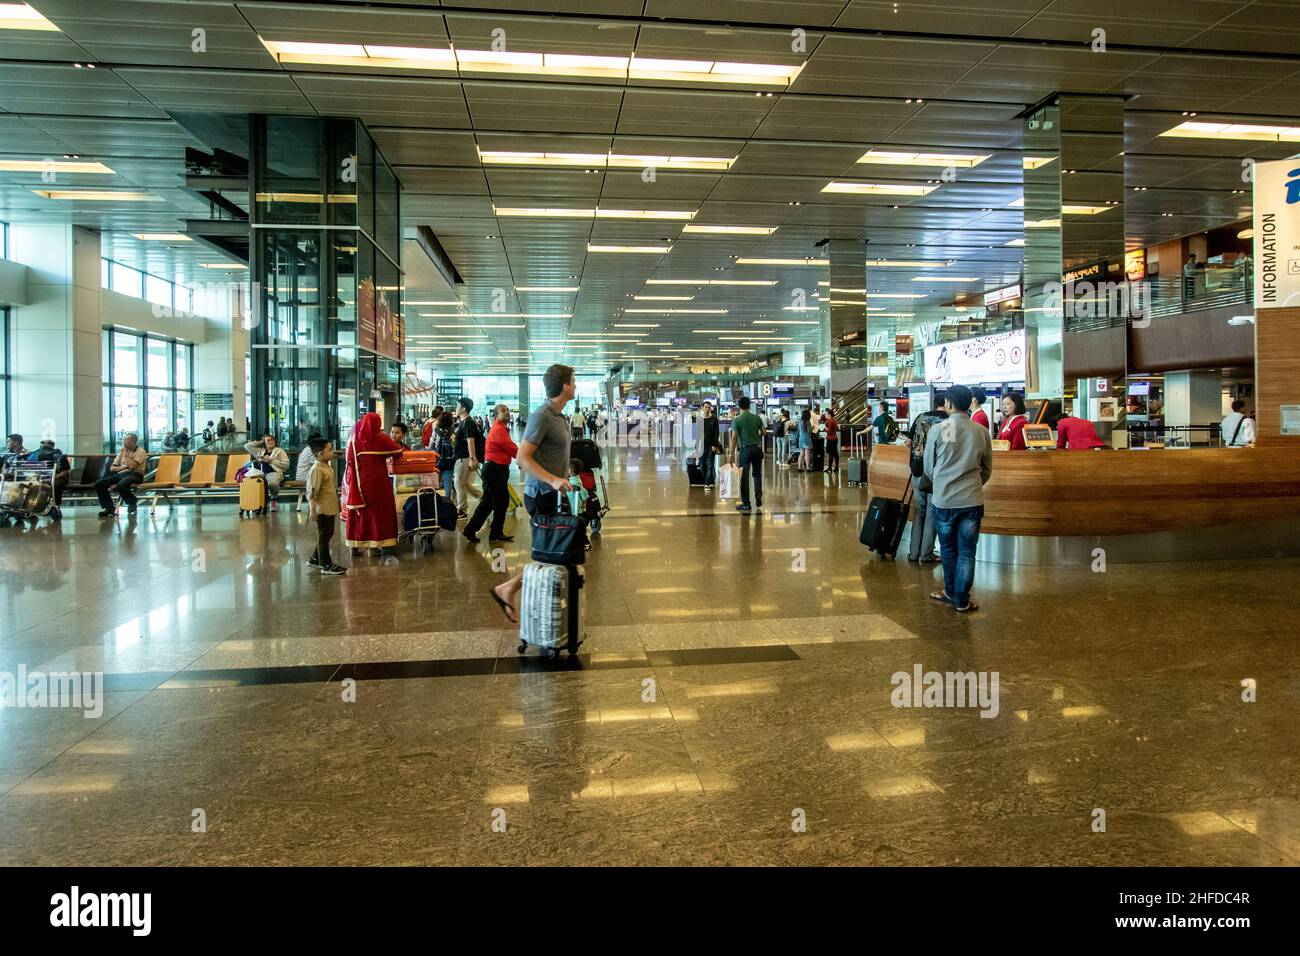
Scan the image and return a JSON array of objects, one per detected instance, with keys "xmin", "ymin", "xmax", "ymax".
[
  {"xmin": 929, "ymin": 591, "xmax": 953, "ymax": 604},
  {"xmin": 489, "ymin": 588, "xmax": 518, "ymax": 625}
]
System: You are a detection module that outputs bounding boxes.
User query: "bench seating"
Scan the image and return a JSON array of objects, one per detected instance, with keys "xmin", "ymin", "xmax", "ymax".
[{"xmin": 64, "ymin": 451, "xmax": 312, "ymax": 513}]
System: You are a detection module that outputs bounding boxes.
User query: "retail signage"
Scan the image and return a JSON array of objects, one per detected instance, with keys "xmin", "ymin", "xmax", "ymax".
[
  {"xmin": 1063, "ymin": 263, "xmax": 1103, "ymax": 283},
  {"xmin": 984, "ymin": 284, "xmax": 1021, "ymax": 306},
  {"xmin": 1124, "ymin": 249, "xmax": 1146, "ymax": 281},
  {"xmin": 923, "ymin": 329, "xmax": 1026, "ymax": 384},
  {"xmin": 895, "ymin": 334, "xmax": 914, "ymax": 354},
  {"xmin": 1253, "ymin": 159, "xmax": 1300, "ymax": 308},
  {"xmin": 358, "ymin": 278, "xmax": 405, "ymax": 361}
]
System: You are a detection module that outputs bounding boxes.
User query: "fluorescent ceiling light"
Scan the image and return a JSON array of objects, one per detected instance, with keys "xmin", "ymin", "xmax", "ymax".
[
  {"xmin": 634, "ymin": 295, "xmax": 693, "ymax": 301},
  {"xmin": 479, "ymin": 149, "xmax": 735, "ymax": 171},
  {"xmin": 735, "ymin": 257, "xmax": 828, "ymax": 266},
  {"xmin": 1237, "ymin": 229, "xmax": 1255, "ymax": 240},
  {"xmin": 782, "ymin": 306, "xmax": 820, "ymax": 312},
  {"xmin": 587, "ymin": 244, "xmax": 672, "ymax": 254},
  {"xmin": 32, "ymin": 189, "xmax": 158, "ymax": 201},
  {"xmin": 1026, "ymin": 218, "xmax": 1062, "ymax": 229},
  {"xmin": 869, "ymin": 293, "xmax": 925, "ymax": 299},
  {"xmin": 1, "ymin": 159, "xmax": 113, "ymax": 174},
  {"xmin": 625, "ymin": 308, "xmax": 728, "ymax": 314},
  {"xmin": 681, "ymin": 224, "xmax": 777, "ymax": 235},
  {"xmin": 0, "ymin": 3, "xmax": 59, "ymax": 31},
  {"xmin": 1023, "ymin": 156, "xmax": 1058, "ymax": 169},
  {"xmin": 912, "ymin": 276, "xmax": 979, "ymax": 282},
  {"xmin": 822, "ymin": 182, "xmax": 937, "ymax": 196},
  {"xmin": 754, "ymin": 320, "xmax": 819, "ymax": 325},
  {"xmin": 645, "ymin": 279, "xmax": 777, "ymax": 286},
  {"xmin": 1063, "ymin": 204, "xmax": 1112, "ymax": 215},
  {"xmin": 867, "ymin": 259, "xmax": 949, "ymax": 268},
  {"xmin": 1159, "ymin": 120, "xmax": 1300, "ymax": 143},
  {"xmin": 200, "ymin": 262, "xmax": 247, "ymax": 269},
  {"xmin": 597, "ymin": 208, "xmax": 695, "ymax": 220},
  {"xmin": 406, "ymin": 299, "xmax": 463, "ymax": 306},
  {"xmin": 1004, "ymin": 238, "xmax": 1026, "ymax": 247},
  {"xmin": 515, "ymin": 286, "xmax": 578, "ymax": 293},
  {"xmin": 131, "ymin": 233, "xmax": 191, "ymax": 241},
  {"xmin": 433, "ymin": 324, "xmax": 525, "ymax": 329},
  {"xmin": 262, "ymin": 39, "xmax": 803, "ymax": 87},
  {"xmin": 614, "ymin": 323, "xmax": 661, "ymax": 327},
  {"xmin": 857, "ymin": 149, "xmax": 989, "ymax": 168}
]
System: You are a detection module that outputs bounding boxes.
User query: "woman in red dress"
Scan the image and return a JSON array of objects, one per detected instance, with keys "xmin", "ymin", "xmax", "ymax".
[
  {"xmin": 342, "ymin": 412, "xmax": 404, "ymax": 560},
  {"xmin": 998, "ymin": 393, "xmax": 1029, "ymax": 451}
]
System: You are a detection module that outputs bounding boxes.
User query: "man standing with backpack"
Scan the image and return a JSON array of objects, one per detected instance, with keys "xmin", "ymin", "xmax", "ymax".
[
  {"xmin": 905, "ymin": 406, "xmax": 948, "ymax": 563},
  {"xmin": 452, "ymin": 397, "xmax": 484, "ymax": 518},
  {"xmin": 872, "ymin": 402, "xmax": 898, "ymax": 447}
]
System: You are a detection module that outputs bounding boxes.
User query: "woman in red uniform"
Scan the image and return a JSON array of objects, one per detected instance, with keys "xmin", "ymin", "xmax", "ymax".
[
  {"xmin": 998, "ymin": 393, "xmax": 1029, "ymax": 450},
  {"xmin": 343, "ymin": 412, "xmax": 404, "ymax": 561}
]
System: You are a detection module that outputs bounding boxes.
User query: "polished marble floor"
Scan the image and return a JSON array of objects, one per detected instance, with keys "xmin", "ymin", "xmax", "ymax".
[{"xmin": 0, "ymin": 441, "xmax": 1296, "ymax": 865}]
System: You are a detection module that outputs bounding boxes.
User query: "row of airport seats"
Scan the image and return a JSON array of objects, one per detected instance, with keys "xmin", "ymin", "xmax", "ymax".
[{"xmin": 62, "ymin": 452, "xmax": 307, "ymax": 514}]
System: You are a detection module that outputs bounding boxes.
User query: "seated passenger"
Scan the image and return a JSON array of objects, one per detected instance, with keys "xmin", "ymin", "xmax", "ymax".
[
  {"xmin": 296, "ymin": 432, "xmax": 322, "ymax": 481},
  {"xmin": 3, "ymin": 433, "xmax": 27, "ymax": 473},
  {"xmin": 96, "ymin": 432, "xmax": 147, "ymax": 517},
  {"xmin": 27, "ymin": 438, "xmax": 72, "ymax": 521},
  {"xmin": 244, "ymin": 434, "xmax": 290, "ymax": 510},
  {"xmin": 1054, "ymin": 414, "xmax": 1107, "ymax": 450},
  {"xmin": 998, "ymin": 393, "xmax": 1029, "ymax": 450}
]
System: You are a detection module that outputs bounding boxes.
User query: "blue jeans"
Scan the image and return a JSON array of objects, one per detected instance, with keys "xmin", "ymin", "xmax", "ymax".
[
  {"xmin": 932, "ymin": 505, "xmax": 983, "ymax": 606},
  {"xmin": 700, "ymin": 449, "xmax": 717, "ymax": 484},
  {"xmin": 739, "ymin": 444, "xmax": 763, "ymax": 508},
  {"xmin": 441, "ymin": 466, "xmax": 455, "ymax": 498}
]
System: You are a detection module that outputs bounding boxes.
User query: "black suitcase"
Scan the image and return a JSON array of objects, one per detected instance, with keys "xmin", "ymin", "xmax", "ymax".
[
  {"xmin": 860, "ymin": 482, "xmax": 913, "ymax": 559},
  {"xmin": 684, "ymin": 457, "xmax": 705, "ymax": 486},
  {"xmin": 811, "ymin": 438, "xmax": 825, "ymax": 472}
]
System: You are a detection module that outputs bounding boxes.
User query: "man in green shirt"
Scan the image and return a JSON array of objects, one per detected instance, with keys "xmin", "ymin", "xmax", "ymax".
[
  {"xmin": 728, "ymin": 395, "xmax": 766, "ymax": 513},
  {"xmin": 872, "ymin": 402, "xmax": 897, "ymax": 446}
]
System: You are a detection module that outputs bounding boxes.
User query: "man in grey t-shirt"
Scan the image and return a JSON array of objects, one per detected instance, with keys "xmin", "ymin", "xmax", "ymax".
[{"xmin": 491, "ymin": 363, "xmax": 577, "ymax": 623}]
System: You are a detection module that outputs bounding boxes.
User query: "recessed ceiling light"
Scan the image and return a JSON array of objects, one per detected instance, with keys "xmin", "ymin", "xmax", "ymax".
[
  {"xmin": 406, "ymin": 300, "xmax": 463, "ymax": 306},
  {"xmin": 625, "ymin": 308, "xmax": 729, "ymax": 314},
  {"xmin": 32, "ymin": 189, "xmax": 159, "ymax": 201},
  {"xmin": 822, "ymin": 181, "xmax": 938, "ymax": 196},
  {"xmin": 1, "ymin": 159, "xmax": 114, "ymax": 174},
  {"xmin": 735, "ymin": 257, "xmax": 829, "ymax": 266},
  {"xmin": 1022, "ymin": 156, "xmax": 1057, "ymax": 170},
  {"xmin": 911, "ymin": 276, "xmax": 979, "ymax": 282},
  {"xmin": 857, "ymin": 149, "xmax": 988, "ymax": 169},
  {"xmin": 587, "ymin": 244, "xmax": 673, "ymax": 254},
  {"xmin": 479, "ymin": 149, "xmax": 735, "ymax": 171},
  {"xmin": 515, "ymin": 286, "xmax": 578, "ymax": 293},
  {"xmin": 200, "ymin": 262, "xmax": 248, "ymax": 269},
  {"xmin": 634, "ymin": 295, "xmax": 694, "ymax": 301},
  {"xmin": 131, "ymin": 233, "xmax": 191, "ymax": 241},
  {"xmin": 0, "ymin": 3, "xmax": 60, "ymax": 31},
  {"xmin": 1154, "ymin": 121, "xmax": 1300, "ymax": 142},
  {"xmin": 681, "ymin": 224, "xmax": 778, "ymax": 235}
]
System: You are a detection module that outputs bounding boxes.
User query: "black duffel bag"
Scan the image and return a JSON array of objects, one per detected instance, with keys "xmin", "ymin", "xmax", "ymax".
[{"xmin": 530, "ymin": 495, "xmax": 587, "ymax": 565}]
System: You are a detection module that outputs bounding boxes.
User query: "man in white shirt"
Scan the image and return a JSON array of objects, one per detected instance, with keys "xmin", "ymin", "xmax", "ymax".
[{"xmin": 1220, "ymin": 400, "xmax": 1256, "ymax": 447}]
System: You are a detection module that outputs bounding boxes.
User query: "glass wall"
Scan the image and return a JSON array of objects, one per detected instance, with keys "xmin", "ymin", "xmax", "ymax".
[
  {"xmin": 101, "ymin": 328, "xmax": 194, "ymax": 451},
  {"xmin": 0, "ymin": 307, "xmax": 8, "ymax": 436},
  {"xmin": 101, "ymin": 257, "xmax": 194, "ymax": 316}
]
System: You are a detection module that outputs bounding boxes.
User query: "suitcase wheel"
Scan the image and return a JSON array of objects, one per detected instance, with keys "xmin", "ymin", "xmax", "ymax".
[
  {"xmin": 517, "ymin": 642, "xmax": 527, "ymax": 655},
  {"xmin": 547, "ymin": 647, "xmax": 560, "ymax": 661}
]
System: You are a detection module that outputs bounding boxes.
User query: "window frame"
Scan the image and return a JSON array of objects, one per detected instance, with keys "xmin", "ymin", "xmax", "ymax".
[{"xmin": 101, "ymin": 327, "xmax": 195, "ymax": 452}]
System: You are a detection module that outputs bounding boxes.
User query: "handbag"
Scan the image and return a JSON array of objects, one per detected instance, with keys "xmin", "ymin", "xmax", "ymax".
[{"xmin": 530, "ymin": 494, "xmax": 587, "ymax": 565}]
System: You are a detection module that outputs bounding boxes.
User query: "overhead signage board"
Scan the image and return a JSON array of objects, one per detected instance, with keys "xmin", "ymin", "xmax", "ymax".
[
  {"xmin": 984, "ymin": 284, "xmax": 1021, "ymax": 306},
  {"xmin": 923, "ymin": 329, "xmax": 1026, "ymax": 384},
  {"xmin": 1253, "ymin": 158, "xmax": 1300, "ymax": 308}
]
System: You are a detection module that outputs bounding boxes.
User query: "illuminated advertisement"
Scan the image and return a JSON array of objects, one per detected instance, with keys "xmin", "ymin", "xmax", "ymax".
[{"xmin": 924, "ymin": 329, "xmax": 1026, "ymax": 384}]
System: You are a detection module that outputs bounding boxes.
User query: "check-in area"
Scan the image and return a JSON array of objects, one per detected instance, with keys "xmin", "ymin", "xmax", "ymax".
[{"xmin": 0, "ymin": 0, "xmax": 1298, "ymax": 874}]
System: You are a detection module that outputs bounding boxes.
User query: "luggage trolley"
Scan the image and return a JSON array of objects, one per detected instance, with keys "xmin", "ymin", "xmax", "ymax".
[
  {"xmin": 0, "ymin": 459, "xmax": 57, "ymax": 526},
  {"xmin": 394, "ymin": 460, "xmax": 443, "ymax": 555}
]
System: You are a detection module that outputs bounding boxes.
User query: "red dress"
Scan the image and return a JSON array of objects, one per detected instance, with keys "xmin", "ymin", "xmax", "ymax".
[
  {"xmin": 971, "ymin": 408, "xmax": 990, "ymax": 430},
  {"xmin": 343, "ymin": 412, "xmax": 404, "ymax": 549}
]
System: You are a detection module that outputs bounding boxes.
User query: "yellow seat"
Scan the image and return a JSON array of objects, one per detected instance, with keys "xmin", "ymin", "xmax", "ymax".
[
  {"xmin": 138, "ymin": 454, "xmax": 182, "ymax": 490},
  {"xmin": 181, "ymin": 454, "xmax": 218, "ymax": 487},
  {"xmin": 213, "ymin": 455, "xmax": 250, "ymax": 487}
]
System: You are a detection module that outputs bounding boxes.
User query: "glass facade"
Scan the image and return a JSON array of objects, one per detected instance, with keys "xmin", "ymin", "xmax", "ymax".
[
  {"xmin": 101, "ymin": 328, "xmax": 194, "ymax": 451},
  {"xmin": 249, "ymin": 115, "xmax": 402, "ymax": 449},
  {"xmin": 101, "ymin": 257, "xmax": 195, "ymax": 316},
  {"xmin": 0, "ymin": 307, "xmax": 8, "ymax": 436}
]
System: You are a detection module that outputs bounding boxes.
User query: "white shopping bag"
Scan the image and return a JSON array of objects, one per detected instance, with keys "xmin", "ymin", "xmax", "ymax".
[{"xmin": 719, "ymin": 464, "xmax": 741, "ymax": 499}]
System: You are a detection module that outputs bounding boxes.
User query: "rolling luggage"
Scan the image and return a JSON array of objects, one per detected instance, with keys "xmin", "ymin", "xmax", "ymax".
[
  {"xmin": 811, "ymin": 437, "xmax": 825, "ymax": 472},
  {"xmin": 392, "ymin": 450, "xmax": 440, "ymax": 474},
  {"xmin": 433, "ymin": 491, "xmax": 458, "ymax": 531},
  {"xmin": 846, "ymin": 433, "xmax": 866, "ymax": 486},
  {"xmin": 507, "ymin": 481, "xmax": 523, "ymax": 513},
  {"xmin": 239, "ymin": 473, "xmax": 266, "ymax": 517},
  {"xmin": 684, "ymin": 456, "xmax": 705, "ymax": 486},
  {"xmin": 570, "ymin": 438, "xmax": 602, "ymax": 471},
  {"xmin": 860, "ymin": 480, "xmax": 912, "ymax": 559},
  {"xmin": 518, "ymin": 562, "xmax": 584, "ymax": 659},
  {"xmin": 401, "ymin": 488, "xmax": 441, "ymax": 553}
]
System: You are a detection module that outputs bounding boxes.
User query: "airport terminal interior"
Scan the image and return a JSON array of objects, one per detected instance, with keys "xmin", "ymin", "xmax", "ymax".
[{"xmin": 0, "ymin": 0, "xmax": 1298, "ymax": 866}]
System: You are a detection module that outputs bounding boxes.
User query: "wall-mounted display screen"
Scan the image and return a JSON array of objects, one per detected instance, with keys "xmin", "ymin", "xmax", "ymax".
[{"xmin": 924, "ymin": 329, "xmax": 1026, "ymax": 384}]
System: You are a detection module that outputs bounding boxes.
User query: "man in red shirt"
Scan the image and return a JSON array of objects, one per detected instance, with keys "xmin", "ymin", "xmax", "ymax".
[
  {"xmin": 1055, "ymin": 414, "xmax": 1107, "ymax": 450},
  {"xmin": 970, "ymin": 386, "xmax": 990, "ymax": 431},
  {"xmin": 464, "ymin": 403, "xmax": 518, "ymax": 543}
]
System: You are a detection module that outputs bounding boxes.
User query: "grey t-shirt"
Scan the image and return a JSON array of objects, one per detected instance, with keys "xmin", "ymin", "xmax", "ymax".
[{"xmin": 523, "ymin": 400, "xmax": 571, "ymax": 498}]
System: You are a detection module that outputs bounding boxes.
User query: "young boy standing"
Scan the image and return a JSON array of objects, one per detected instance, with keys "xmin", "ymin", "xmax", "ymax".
[{"xmin": 306, "ymin": 437, "xmax": 346, "ymax": 575}]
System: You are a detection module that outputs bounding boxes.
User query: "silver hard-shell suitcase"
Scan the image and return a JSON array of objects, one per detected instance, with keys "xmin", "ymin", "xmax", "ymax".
[{"xmin": 518, "ymin": 562, "xmax": 584, "ymax": 659}]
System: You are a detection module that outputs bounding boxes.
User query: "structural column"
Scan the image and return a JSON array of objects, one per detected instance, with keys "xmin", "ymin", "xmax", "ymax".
[
  {"xmin": 1021, "ymin": 95, "xmax": 1127, "ymax": 403},
  {"xmin": 827, "ymin": 240, "xmax": 870, "ymax": 389},
  {"xmin": 8, "ymin": 224, "xmax": 101, "ymax": 454}
]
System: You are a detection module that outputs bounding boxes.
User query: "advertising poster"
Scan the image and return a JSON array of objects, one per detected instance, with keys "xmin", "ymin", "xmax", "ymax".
[
  {"xmin": 358, "ymin": 277, "xmax": 377, "ymax": 353},
  {"xmin": 923, "ymin": 329, "xmax": 1026, "ymax": 384},
  {"xmin": 1252, "ymin": 158, "xmax": 1300, "ymax": 308}
]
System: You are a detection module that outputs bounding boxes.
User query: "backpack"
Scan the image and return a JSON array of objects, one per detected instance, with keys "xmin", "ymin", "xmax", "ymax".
[
  {"xmin": 884, "ymin": 417, "xmax": 900, "ymax": 444},
  {"xmin": 908, "ymin": 414, "xmax": 945, "ymax": 478}
]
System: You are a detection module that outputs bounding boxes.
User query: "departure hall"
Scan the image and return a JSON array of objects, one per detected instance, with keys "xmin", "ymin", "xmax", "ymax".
[{"xmin": 0, "ymin": 0, "xmax": 1298, "ymax": 873}]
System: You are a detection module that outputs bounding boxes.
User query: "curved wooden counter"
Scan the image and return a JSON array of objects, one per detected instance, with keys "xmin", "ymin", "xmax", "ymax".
[{"xmin": 867, "ymin": 443, "xmax": 1300, "ymax": 536}]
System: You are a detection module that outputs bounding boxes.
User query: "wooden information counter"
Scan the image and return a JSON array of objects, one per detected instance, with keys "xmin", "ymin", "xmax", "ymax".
[{"xmin": 867, "ymin": 443, "xmax": 1300, "ymax": 538}]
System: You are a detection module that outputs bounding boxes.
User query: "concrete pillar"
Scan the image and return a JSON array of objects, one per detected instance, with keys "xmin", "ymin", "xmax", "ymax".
[
  {"xmin": 8, "ymin": 224, "xmax": 102, "ymax": 454},
  {"xmin": 1164, "ymin": 371, "xmax": 1221, "ymax": 429}
]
